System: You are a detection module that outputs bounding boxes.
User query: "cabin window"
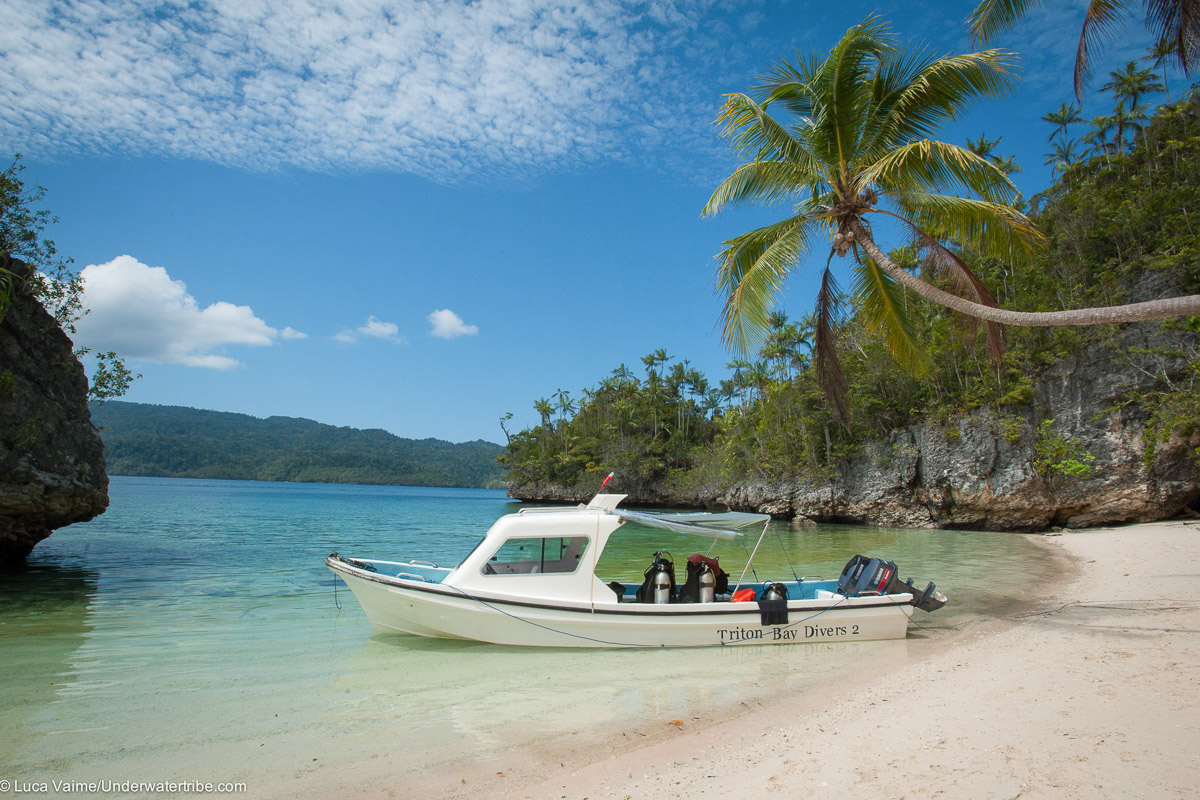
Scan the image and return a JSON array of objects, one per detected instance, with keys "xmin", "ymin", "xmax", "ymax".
[{"xmin": 482, "ymin": 536, "xmax": 590, "ymax": 576}]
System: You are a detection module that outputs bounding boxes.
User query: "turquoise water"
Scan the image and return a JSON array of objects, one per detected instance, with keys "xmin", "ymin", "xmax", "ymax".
[{"xmin": 0, "ymin": 477, "xmax": 1058, "ymax": 797}]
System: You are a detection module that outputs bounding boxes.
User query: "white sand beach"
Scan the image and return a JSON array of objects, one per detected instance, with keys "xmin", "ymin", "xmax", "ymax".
[{"xmin": 438, "ymin": 521, "xmax": 1200, "ymax": 800}]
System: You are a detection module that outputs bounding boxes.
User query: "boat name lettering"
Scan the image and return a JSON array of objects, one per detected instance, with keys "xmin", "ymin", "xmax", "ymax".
[
  {"xmin": 804, "ymin": 624, "xmax": 860, "ymax": 638},
  {"xmin": 717, "ymin": 627, "xmax": 765, "ymax": 642}
]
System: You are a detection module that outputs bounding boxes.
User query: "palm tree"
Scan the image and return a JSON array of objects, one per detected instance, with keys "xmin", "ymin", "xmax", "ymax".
[
  {"xmin": 1144, "ymin": 36, "xmax": 1177, "ymax": 102},
  {"xmin": 1044, "ymin": 139, "xmax": 1079, "ymax": 177},
  {"xmin": 705, "ymin": 17, "xmax": 1200, "ymax": 419},
  {"xmin": 969, "ymin": 0, "xmax": 1200, "ymax": 98},
  {"xmin": 1042, "ymin": 102, "xmax": 1083, "ymax": 145},
  {"xmin": 1101, "ymin": 61, "xmax": 1165, "ymax": 113},
  {"xmin": 534, "ymin": 398, "xmax": 553, "ymax": 429},
  {"xmin": 553, "ymin": 389, "xmax": 575, "ymax": 423},
  {"xmin": 966, "ymin": 132, "xmax": 1002, "ymax": 159},
  {"xmin": 1081, "ymin": 115, "xmax": 1116, "ymax": 161},
  {"xmin": 967, "ymin": 132, "xmax": 1022, "ymax": 175},
  {"xmin": 1109, "ymin": 100, "xmax": 1148, "ymax": 152}
]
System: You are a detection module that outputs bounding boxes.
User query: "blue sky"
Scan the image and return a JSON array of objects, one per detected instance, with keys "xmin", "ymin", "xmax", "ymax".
[{"xmin": 2, "ymin": 0, "xmax": 1183, "ymax": 443}]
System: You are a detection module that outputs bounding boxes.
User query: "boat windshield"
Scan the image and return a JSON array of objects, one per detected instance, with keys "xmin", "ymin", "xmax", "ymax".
[{"xmin": 482, "ymin": 536, "xmax": 590, "ymax": 576}]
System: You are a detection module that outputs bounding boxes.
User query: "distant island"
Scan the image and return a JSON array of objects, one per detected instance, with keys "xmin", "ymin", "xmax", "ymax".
[{"xmin": 90, "ymin": 401, "xmax": 506, "ymax": 489}]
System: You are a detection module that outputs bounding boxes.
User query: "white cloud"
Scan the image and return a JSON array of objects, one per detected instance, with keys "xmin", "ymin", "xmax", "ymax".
[
  {"xmin": 359, "ymin": 316, "xmax": 404, "ymax": 342},
  {"xmin": 0, "ymin": 0, "xmax": 722, "ymax": 178},
  {"xmin": 333, "ymin": 315, "xmax": 407, "ymax": 345},
  {"xmin": 71, "ymin": 255, "xmax": 305, "ymax": 369},
  {"xmin": 428, "ymin": 308, "xmax": 478, "ymax": 339}
]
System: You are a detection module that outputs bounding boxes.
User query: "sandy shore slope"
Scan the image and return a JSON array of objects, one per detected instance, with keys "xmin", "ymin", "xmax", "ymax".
[{"xmin": 481, "ymin": 521, "xmax": 1200, "ymax": 800}]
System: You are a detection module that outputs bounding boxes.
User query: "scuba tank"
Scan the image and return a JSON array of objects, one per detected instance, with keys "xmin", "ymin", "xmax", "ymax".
[
  {"xmin": 698, "ymin": 563, "xmax": 715, "ymax": 603},
  {"xmin": 653, "ymin": 566, "xmax": 672, "ymax": 604},
  {"xmin": 761, "ymin": 582, "xmax": 788, "ymax": 602},
  {"xmin": 635, "ymin": 550, "xmax": 677, "ymax": 604},
  {"xmin": 651, "ymin": 550, "xmax": 675, "ymax": 604}
]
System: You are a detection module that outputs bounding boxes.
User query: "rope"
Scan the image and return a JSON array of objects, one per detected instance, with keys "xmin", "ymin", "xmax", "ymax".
[{"xmin": 774, "ymin": 526, "xmax": 801, "ymax": 583}]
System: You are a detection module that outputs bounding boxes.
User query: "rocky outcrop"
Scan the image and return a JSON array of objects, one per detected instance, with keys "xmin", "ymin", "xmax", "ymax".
[
  {"xmin": 0, "ymin": 257, "xmax": 107, "ymax": 564},
  {"xmin": 510, "ymin": 321, "xmax": 1200, "ymax": 531}
]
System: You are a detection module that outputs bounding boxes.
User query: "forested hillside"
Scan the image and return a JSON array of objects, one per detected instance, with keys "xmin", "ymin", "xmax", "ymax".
[
  {"xmin": 502, "ymin": 94, "xmax": 1200, "ymax": 523},
  {"xmin": 92, "ymin": 402, "xmax": 505, "ymax": 488}
]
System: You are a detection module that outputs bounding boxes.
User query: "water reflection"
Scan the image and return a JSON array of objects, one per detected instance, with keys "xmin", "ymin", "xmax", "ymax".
[{"xmin": 0, "ymin": 560, "xmax": 98, "ymax": 767}]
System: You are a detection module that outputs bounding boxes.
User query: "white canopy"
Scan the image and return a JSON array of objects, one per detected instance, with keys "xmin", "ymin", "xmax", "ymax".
[{"xmin": 608, "ymin": 508, "xmax": 769, "ymax": 539}]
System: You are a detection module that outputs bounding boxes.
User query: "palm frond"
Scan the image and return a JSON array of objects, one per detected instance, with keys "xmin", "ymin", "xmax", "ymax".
[
  {"xmin": 919, "ymin": 237, "xmax": 1005, "ymax": 363},
  {"xmin": 813, "ymin": 265, "xmax": 850, "ymax": 425},
  {"xmin": 1145, "ymin": 0, "xmax": 1200, "ymax": 73},
  {"xmin": 808, "ymin": 16, "xmax": 895, "ymax": 177},
  {"xmin": 863, "ymin": 139, "xmax": 1019, "ymax": 204},
  {"xmin": 885, "ymin": 193, "xmax": 1042, "ymax": 261},
  {"xmin": 715, "ymin": 212, "xmax": 822, "ymax": 353},
  {"xmin": 714, "ymin": 93, "xmax": 814, "ymax": 166},
  {"xmin": 1076, "ymin": 0, "xmax": 1129, "ymax": 97},
  {"xmin": 968, "ymin": 0, "xmax": 1047, "ymax": 44},
  {"xmin": 702, "ymin": 160, "xmax": 823, "ymax": 217},
  {"xmin": 866, "ymin": 50, "xmax": 1019, "ymax": 154},
  {"xmin": 758, "ymin": 51, "xmax": 825, "ymax": 118},
  {"xmin": 851, "ymin": 253, "xmax": 931, "ymax": 375}
]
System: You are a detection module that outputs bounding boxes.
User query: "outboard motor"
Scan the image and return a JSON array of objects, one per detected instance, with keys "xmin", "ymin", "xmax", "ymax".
[{"xmin": 836, "ymin": 554, "xmax": 948, "ymax": 612}]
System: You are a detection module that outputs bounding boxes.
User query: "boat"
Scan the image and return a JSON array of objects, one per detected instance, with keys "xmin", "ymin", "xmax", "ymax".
[{"xmin": 325, "ymin": 493, "xmax": 947, "ymax": 648}]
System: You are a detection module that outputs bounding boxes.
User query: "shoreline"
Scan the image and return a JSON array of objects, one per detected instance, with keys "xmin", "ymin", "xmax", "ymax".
[{"xmin": 430, "ymin": 520, "xmax": 1199, "ymax": 799}]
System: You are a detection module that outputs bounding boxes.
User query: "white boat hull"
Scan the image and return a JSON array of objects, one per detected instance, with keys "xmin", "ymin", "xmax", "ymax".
[{"xmin": 330, "ymin": 563, "xmax": 915, "ymax": 649}]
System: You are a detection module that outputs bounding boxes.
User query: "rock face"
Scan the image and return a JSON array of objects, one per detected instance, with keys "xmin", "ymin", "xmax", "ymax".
[
  {"xmin": 510, "ymin": 322, "xmax": 1200, "ymax": 531},
  {"xmin": 0, "ymin": 257, "xmax": 107, "ymax": 564}
]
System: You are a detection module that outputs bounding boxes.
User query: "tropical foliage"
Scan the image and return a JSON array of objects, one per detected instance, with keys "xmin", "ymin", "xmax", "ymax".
[
  {"xmin": 705, "ymin": 17, "xmax": 1200, "ymax": 432},
  {"xmin": 0, "ymin": 156, "xmax": 80, "ymax": 327},
  {"xmin": 0, "ymin": 155, "xmax": 136, "ymax": 402},
  {"xmin": 500, "ymin": 351, "xmax": 720, "ymax": 495},
  {"xmin": 503, "ymin": 94, "xmax": 1200, "ymax": 495},
  {"xmin": 968, "ymin": 0, "xmax": 1200, "ymax": 97},
  {"xmin": 702, "ymin": 16, "xmax": 1035, "ymax": 421}
]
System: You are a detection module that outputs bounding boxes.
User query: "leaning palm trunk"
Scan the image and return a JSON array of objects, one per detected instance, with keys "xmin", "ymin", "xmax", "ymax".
[
  {"xmin": 705, "ymin": 16, "xmax": 1200, "ymax": 423},
  {"xmin": 851, "ymin": 220, "xmax": 1200, "ymax": 325}
]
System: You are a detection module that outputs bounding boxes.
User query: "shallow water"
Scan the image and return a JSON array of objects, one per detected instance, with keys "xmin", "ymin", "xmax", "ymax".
[{"xmin": 0, "ymin": 477, "xmax": 1058, "ymax": 795}]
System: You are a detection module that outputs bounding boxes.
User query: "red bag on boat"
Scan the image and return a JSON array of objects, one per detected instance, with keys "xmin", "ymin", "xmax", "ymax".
[{"xmin": 731, "ymin": 587, "xmax": 757, "ymax": 603}]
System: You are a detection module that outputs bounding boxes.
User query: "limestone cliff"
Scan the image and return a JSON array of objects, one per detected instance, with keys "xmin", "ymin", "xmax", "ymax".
[
  {"xmin": 509, "ymin": 321, "xmax": 1200, "ymax": 531},
  {"xmin": 0, "ymin": 257, "xmax": 107, "ymax": 563}
]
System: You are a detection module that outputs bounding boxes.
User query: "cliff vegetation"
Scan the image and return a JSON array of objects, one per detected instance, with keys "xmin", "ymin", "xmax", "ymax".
[{"xmin": 502, "ymin": 96, "xmax": 1200, "ymax": 529}]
